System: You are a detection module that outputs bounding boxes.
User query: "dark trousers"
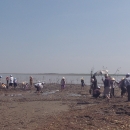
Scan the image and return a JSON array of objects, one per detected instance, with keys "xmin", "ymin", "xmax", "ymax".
[
  {"xmin": 121, "ymin": 87, "xmax": 127, "ymax": 96},
  {"xmin": 111, "ymin": 88, "xmax": 114, "ymax": 97},
  {"xmin": 127, "ymin": 86, "xmax": 130, "ymax": 101}
]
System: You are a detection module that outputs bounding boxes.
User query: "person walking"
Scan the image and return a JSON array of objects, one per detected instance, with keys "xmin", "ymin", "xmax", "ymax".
[{"xmin": 124, "ymin": 73, "xmax": 130, "ymax": 101}]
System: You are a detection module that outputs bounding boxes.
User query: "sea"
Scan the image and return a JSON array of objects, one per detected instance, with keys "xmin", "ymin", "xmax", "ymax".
[{"xmin": 0, "ymin": 73, "xmax": 125, "ymax": 85}]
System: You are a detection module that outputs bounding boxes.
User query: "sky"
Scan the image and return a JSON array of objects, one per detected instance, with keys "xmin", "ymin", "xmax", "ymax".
[{"xmin": 0, "ymin": 0, "xmax": 130, "ymax": 74}]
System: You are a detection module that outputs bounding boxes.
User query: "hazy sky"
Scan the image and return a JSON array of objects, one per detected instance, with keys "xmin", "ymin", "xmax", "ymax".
[{"xmin": 0, "ymin": 0, "xmax": 130, "ymax": 74}]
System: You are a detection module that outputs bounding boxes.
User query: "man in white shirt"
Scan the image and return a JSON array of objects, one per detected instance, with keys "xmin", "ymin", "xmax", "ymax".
[
  {"xmin": 9, "ymin": 75, "xmax": 14, "ymax": 88},
  {"xmin": 34, "ymin": 81, "xmax": 44, "ymax": 93}
]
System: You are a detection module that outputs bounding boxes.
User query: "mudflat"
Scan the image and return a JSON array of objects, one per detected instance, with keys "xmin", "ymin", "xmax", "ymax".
[{"xmin": 0, "ymin": 84, "xmax": 130, "ymax": 130}]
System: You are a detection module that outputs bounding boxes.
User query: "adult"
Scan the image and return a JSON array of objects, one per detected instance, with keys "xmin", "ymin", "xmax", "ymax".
[
  {"xmin": 91, "ymin": 75, "xmax": 98, "ymax": 97},
  {"xmin": 1, "ymin": 83, "xmax": 6, "ymax": 89},
  {"xmin": 124, "ymin": 73, "xmax": 130, "ymax": 101},
  {"xmin": 6, "ymin": 76, "xmax": 9, "ymax": 87},
  {"xmin": 102, "ymin": 74, "xmax": 111, "ymax": 101},
  {"xmin": 119, "ymin": 78, "xmax": 127, "ymax": 97},
  {"xmin": 34, "ymin": 81, "xmax": 44, "ymax": 93},
  {"xmin": 81, "ymin": 77, "xmax": 85, "ymax": 89},
  {"xmin": 0, "ymin": 76, "xmax": 2, "ymax": 87},
  {"xmin": 13, "ymin": 78, "xmax": 17, "ymax": 89},
  {"xmin": 61, "ymin": 77, "xmax": 66, "ymax": 91},
  {"xmin": 93, "ymin": 86, "xmax": 101, "ymax": 98},
  {"xmin": 9, "ymin": 75, "xmax": 14, "ymax": 88},
  {"xmin": 29, "ymin": 76, "xmax": 33, "ymax": 88},
  {"xmin": 110, "ymin": 77, "xmax": 116, "ymax": 97}
]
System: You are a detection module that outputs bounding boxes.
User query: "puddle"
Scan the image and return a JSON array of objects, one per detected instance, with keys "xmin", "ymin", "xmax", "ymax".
[
  {"xmin": 4, "ymin": 93, "xmax": 23, "ymax": 97},
  {"xmin": 68, "ymin": 93, "xmax": 81, "ymax": 97},
  {"xmin": 42, "ymin": 90, "xmax": 59, "ymax": 95}
]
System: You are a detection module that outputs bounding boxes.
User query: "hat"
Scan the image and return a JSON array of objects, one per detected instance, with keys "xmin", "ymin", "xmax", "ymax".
[
  {"xmin": 91, "ymin": 78, "xmax": 94, "ymax": 82},
  {"xmin": 97, "ymin": 86, "xmax": 100, "ymax": 89},
  {"xmin": 0, "ymin": 76, "xmax": 2, "ymax": 78},
  {"xmin": 111, "ymin": 78, "xmax": 115, "ymax": 81},
  {"xmin": 121, "ymin": 77, "xmax": 124, "ymax": 80},
  {"xmin": 62, "ymin": 77, "xmax": 65, "ymax": 79},
  {"xmin": 126, "ymin": 73, "xmax": 130, "ymax": 77},
  {"xmin": 81, "ymin": 77, "xmax": 84, "ymax": 80}
]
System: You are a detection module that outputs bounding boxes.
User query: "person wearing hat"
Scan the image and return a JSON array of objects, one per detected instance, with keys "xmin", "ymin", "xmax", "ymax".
[
  {"xmin": 102, "ymin": 74, "xmax": 111, "ymax": 101},
  {"xmin": 81, "ymin": 77, "xmax": 85, "ymax": 89},
  {"xmin": 93, "ymin": 86, "xmax": 101, "ymax": 99},
  {"xmin": 34, "ymin": 81, "xmax": 44, "ymax": 94},
  {"xmin": 1, "ymin": 83, "xmax": 6, "ymax": 89},
  {"xmin": 119, "ymin": 77, "xmax": 127, "ymax": 97},
  {"xmin": 13, "ymin": 78, "xmax": 17, "ymax": 89},
  {"xmin": 110, "ymin": 77, "xmax": 117, "ymax": 97},
  {"xmin": 124, "ymin": 73, "xmax": 130, "ymax": 101},
  {"xmin": 61, "ymin": 77, "xmax": 66, "ymax": 91}
]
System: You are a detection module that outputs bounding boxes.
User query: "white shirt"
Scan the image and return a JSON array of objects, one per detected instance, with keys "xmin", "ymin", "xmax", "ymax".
[
  {"xmin": 10, "ymin": 77, "xmax": 14, "ymax": 83},
  {"xmin": 35, "ymin": 83, "xmax": 43, "ymax": 88}
]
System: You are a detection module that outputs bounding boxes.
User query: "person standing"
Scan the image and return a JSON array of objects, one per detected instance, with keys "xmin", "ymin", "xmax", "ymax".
[
  {"xmin": 110, "ymin": 77, "xmax": 117, "ymax": 97},
  {"xmin": 0, "ymin": 76, "xmax": 2, "ymax": 87},
  {"xmin": 124, "ymin": 73, "xmax": 130, "ymax": 101},
  {"xmin": 6, "ymin": 76, "xmax": 9, "ymax": 87},
  {"xmin": 29, "ymin": 76, "xmax": 33, "ymax": 88},
  {"xmin": 61, "ymin": 77, "xmax": 66, "ymax": 91},
  {"xmin": 9, "ymin": 75, "xmax": 14, "ymax": 89},
  {"xmin": 102, "ymin": 74, "xmax": 111, "ymax": 101},
  {"xmin": 81, "ymin": 77, "xmax": 85, "ymax": 89},
  {"xmin": 13, "ymin": 78, "xmax": 17, "ymax": 89},
  {"xmin": 119, "ymin": 78, "xmax": 127, "ymax": 97},
  {"xmin": 91, "ymin": 75, "xmax": 98, "ymax": 97}
]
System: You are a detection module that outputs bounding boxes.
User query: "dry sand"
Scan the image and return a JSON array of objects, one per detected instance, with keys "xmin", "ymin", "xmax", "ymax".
[{"xmin": 0, "ymin": 84, "xmax": 130, "ymax": 130}]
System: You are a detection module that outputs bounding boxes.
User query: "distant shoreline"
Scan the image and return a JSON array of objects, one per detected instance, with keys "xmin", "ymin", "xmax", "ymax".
[{"xmin": 0, "ymin": 73, "xmax": 126, "ymax": 76}]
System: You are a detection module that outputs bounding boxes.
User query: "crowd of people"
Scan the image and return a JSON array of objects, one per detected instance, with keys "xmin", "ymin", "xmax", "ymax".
[
  {"xmin": 90, "ymin": 73, "xmax": 130, "ymax": 102},
  {"xmin": 0, "ymin": 73, "xmax": 130, "ymax": 102}
]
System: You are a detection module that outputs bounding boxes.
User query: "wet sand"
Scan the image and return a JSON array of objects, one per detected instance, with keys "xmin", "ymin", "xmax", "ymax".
[{"xmin": 0, "ymin": 84, "xmax": 130, "ymax": 130}]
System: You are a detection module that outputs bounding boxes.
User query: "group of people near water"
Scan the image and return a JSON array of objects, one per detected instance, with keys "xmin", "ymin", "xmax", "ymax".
[
  {"xmin": 90, "ymin": 73, "xmax": 130, "ymax": 102},
  {"xmin": 1, "ymin": 73, "xmax": 130, "ymax": 102}
]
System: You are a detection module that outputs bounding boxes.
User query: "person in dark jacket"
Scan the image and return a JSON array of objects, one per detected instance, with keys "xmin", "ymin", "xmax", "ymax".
[
  {"xmin": 119, "ymin": 78, "xmax": 127, "ymax": 97},
  {"xmin": 93, "ymin": 86, "xmax": 101, "ymax": 98}
]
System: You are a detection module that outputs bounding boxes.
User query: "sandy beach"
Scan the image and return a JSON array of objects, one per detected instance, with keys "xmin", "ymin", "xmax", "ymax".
[{"xmin": 0, "ymin": 84, "xmax": 130, "ymax": 130}]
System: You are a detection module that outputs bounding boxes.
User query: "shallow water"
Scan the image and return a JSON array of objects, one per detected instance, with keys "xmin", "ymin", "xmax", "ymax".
[
  {"xmin": 68, "ymin": 93, "xmax": 81, "ymax": 97},
  {"xmin": 42, "ymin": 90, "xmax": 59, "ymax": 96}
]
